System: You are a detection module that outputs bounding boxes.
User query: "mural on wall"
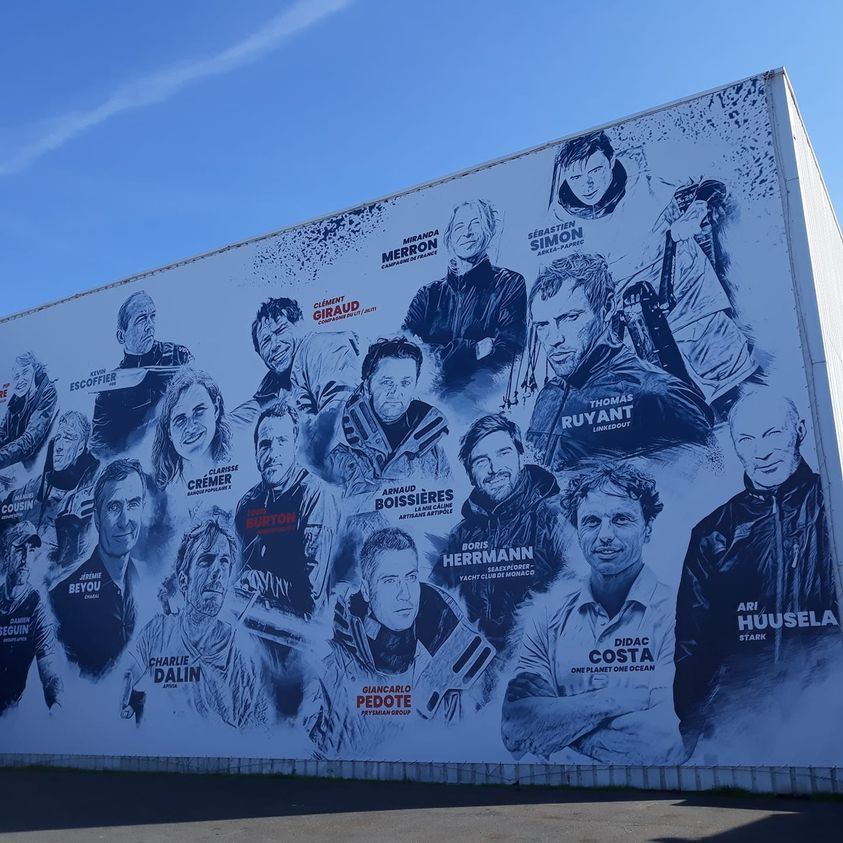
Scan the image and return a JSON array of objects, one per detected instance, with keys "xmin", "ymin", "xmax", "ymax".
[{"xmin": 1, "ymin": 75, "xmax": 841, "ymax": 767}]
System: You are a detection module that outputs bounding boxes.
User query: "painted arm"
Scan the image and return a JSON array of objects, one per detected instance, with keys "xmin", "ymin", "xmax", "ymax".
[
  {"xmin": 674, "ymin": 529, "xmax": 720, "ymax": 751},
  {"xmin": 488, "ymin": 271, "xmax": 527, "ymax": 365},
  {"xmin": 229, "ymin": 398, "xmax": 261, "ymax": 429},
  {"xmin": 404, "ymin": 285, "xmax": 480, "ymax": 369},
  {"xmin": 292, "ymin": 334, "xmax": 359, "ymax": 416},
  {"xmin": 403, "ymin": 286, "xmax": 432, "ymax": 343},
  {"xmin": 120, "ymin": 623, "xmax": 153, "ymax": 720},
  {"xmin": 573, "ymin": 697, "xmax": 685, "ymax": 764},
  {"xmin": 120, "ymin": 660, "xmax": 146, "ymax": 719},
  {"xmin": 303, "ymin": 484, "xmax": 339, "ymax": 610},
  {"xmin": 502, "ymin": 671, "xmax": 650, "ymax": 758},
  {"xmin": 32, "ymin": 599, "xmax": 63, "ymax": 709},
  {"xmin": 575, "ymin": 623, "xmax": 685, "ymax": 764}
]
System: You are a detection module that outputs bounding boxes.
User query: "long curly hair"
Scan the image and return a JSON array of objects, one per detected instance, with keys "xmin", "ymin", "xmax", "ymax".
[{"xmin": 152, "ymin": 368, "xmax": 231, "ymax": 490}]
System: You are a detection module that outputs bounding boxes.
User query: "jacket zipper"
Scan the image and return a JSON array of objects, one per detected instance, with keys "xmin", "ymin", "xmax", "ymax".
[
  {"xmin": 791, "ymin": 538, "xmax": 801, "ymax": 614},
  {"xmin": 450, "ymin": 274, "xmax": 463, "ymax": 342},
  {"xmin": 545, "ymin": 381, "xmax": 570, "ymax": 468},
  {"xmin": 772, "ymin": 495, "xmax": 784, "ymax": 664}
]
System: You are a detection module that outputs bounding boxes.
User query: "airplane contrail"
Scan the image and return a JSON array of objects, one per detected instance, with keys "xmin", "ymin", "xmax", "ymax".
[{"xmin": 0, "ymin": 0, "xmax": 351, "ymax": 176}]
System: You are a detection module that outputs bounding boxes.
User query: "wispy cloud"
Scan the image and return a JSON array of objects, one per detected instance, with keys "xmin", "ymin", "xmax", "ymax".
[{"xmin": 0, "ymin": 0, "xmax": 350, "ymax": 176}]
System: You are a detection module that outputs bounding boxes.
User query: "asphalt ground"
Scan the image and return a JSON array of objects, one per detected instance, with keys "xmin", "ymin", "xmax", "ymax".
[{"xmin": 0, "ymin": 767, "xmax": 839, "ymax": 841}]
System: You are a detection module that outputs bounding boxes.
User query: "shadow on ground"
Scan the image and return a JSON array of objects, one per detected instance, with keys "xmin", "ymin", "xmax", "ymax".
[
  {"xmin": 651, "ymin": 807, "xmax": 843, "ymax": 843},
  {"xmin": 0, "ymin": 767, "xmax": 839, "ymax": 839}
]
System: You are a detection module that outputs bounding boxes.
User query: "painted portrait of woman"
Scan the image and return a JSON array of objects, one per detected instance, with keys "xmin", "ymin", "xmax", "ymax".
[{"xmin": 152, "ymin": 368, "xmax": 231, "ymax": 491}]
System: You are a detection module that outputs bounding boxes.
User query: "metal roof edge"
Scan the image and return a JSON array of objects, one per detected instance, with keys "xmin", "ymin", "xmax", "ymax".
[{"xmin": 1, "ymin": 67, "xmax": 782, "ymax": 325}]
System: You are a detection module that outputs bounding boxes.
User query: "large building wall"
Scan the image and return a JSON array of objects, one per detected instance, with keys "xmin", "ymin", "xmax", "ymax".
[
  {"xmin": 0, "ymin": 70, "xmax": 841, "ymax": 786},
  {"xmin": 769, "ymin": 72, "xmax": 843, "ymax": 613}
]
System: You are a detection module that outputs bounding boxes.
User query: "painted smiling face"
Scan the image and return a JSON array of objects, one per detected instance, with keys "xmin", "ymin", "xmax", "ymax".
[
  {"xmin": 467, "ymin": 429, "xmax": 522, "ymax": 504},
  {"xmin": 170, "ymin": 383, "xmax": 217, "ymax": 464},
  {"xmin": 255, "ymin": 313, "xmax": 299, "ymax": 377},
  {"xmin": 11, "ymin": 359, "xmax": 35, "ymax": 398},
  {"xmin": 448, "ymin": 204, "xmax": 488, "ymax": 262},
  {"xmin": 576, "ymin": 483, "xmax": 650, "ymax": 577}
]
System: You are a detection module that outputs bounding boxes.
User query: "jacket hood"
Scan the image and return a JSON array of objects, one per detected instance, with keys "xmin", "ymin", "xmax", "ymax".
[
  {"xmin": 462, "ymin": 462, "xmax": 559, "ymax": 523},
  {"xmin": 556, "ymin": 159, "xmax": 628, "ymax": 220},
  {"xmin": 331, "ymin": 582, "xmax": 459, "ymax": 674}
]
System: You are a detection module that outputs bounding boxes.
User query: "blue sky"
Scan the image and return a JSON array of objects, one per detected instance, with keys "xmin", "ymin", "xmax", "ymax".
[{"xmin": 2, "ymin": 0, "xmax": 842, "ymax": 317}]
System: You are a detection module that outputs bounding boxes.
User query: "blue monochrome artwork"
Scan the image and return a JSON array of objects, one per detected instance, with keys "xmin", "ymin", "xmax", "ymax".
[{"xmin": 0, "ymin": 75, "xmax": 841, "ymax": 768}]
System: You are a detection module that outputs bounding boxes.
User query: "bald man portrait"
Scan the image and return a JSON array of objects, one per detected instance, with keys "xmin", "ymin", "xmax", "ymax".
[{"xmin": 673, "ymin": 389, "xmax": 842, "ymax": 755}]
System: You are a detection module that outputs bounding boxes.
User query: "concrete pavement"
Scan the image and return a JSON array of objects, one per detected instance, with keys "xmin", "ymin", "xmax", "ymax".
[{"xmin": 0, "ymin": 767, "xmax": 839, "ymax": 841}]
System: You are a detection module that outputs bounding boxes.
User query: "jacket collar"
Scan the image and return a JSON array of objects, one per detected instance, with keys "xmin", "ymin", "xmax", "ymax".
[
  {"xmin": 332, "ymin": 587, "xmax": 411, "ymax": 674},
  {"xmin": 342, "ymin": 385, "xmax": 447, "ymax": 464},
  {"xmin": 332, "ymin": 583, "xmax": 455, "ymax": 672},
  {"xmin": 261, "ymin": 465, "xmax": 307, "ymax": 503},
  {"xmin": 90, "ymin": 545, "xmax": 138, "ymax": 594},
  {"xmin": 575, "ymin": 563, "xmax": 659, "ymax": 614},
  {"xmin": 254, "ymin": 368, "xmax": 292, "ymax": 403},
  {"xmin": 43, "ymin": 448, "xmax": 99, "ymax": 494},
  {"xmin": 549, "ymin": 334, "xmax": 621, "ymax": 391},
  {"xmin": 463, "ymin": 463, "xmax": 559, "ymax": 523},
  {"xmin": 121, "ymin": 340, "xmax": 164, "ymax": 369},
  {"xmin": 176, "ymin": 615, "xmax": 233, "ymax": 667},
  {"xmin": 742, "ymin": 458, "xmax": 816, "ymax": 501},
  {"xmin": 446, "ymin": 254, "xmax": 493, "ymax": 287}
]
